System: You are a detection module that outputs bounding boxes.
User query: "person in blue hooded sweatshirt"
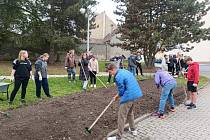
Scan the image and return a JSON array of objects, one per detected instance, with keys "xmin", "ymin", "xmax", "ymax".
[{"xmin": 107, "ymin": 63, "xmax": 143, "ymax": 140}]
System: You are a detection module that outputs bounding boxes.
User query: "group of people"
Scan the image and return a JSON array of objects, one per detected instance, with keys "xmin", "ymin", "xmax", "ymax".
[
  {"xmin": 7, "ymin": 49, "xmax": 200, "ymax": 140},
  {"xmin": 64, "ymin": 50, "xmax": 99, "ymax": 92},
  {"xmin": 154, "ymin": 48, "xmax": 188, "ymax": 77},
  {"xmin": 108, "ymin": 52, "xmax": 199, "ymax": 139},
  {"xmin": 166, "ymin": 53, "xmax": 188, "ymax": 77},
  {"xmin": 127, "ymin": 51, "xmax": 144, "ymax": 76},
  {"xmin": 9, "ymin": 50, "xmax": 52, "ymax": 104}
]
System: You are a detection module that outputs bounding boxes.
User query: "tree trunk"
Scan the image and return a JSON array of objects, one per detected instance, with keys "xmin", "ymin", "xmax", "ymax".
[{"xmin": 49, "ymin": 43, "xmax": 56, "ymax": 64}]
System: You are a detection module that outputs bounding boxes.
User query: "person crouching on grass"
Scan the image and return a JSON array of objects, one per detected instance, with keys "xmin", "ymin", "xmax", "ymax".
[
  {"xmin": 185, "ymin": 56, "xmax": 199, "ymax": 109},
  {"xmin": 9, "ymin": 50, "xmax": 33, "ymax": 104},
  {"xmin": 88, "ymin": 56, "xmax": 99, "ymax": 88},
  {"xmin": 154, "ymin": 64, "xmax": 177, "ymax": 119},
  {"xmin": 78, "ymin": 53, "xmax": 89, "ymax": 93},
  {"xmin": 107, "ymin": 64, "xmax": 143, "ymax": 140},
  {"xmin": 34, "ymin": 53, "xmax": 53, "ymax": 99}
]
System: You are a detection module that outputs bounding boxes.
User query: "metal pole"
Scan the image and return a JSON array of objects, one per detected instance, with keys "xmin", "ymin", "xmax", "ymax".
[
  {"xmin": 90, "ymin": 71, "xmax": 107, "ymax": 88},
  {"xmin": 87, "ymin": 15, "xmax": 90, "ymax": 52}
]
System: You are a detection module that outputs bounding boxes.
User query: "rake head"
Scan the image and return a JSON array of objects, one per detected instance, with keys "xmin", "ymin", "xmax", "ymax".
[{"xmin": 85, "ymin": 127, "xmax": 92, "ymax": 134}]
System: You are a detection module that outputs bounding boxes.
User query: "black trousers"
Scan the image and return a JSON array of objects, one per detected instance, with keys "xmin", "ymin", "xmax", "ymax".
[
  {"xmin": 10, "ymin": 78, "xmax": 29, "ymax": 102},
  {"xmin": 136, "ymin": 63, "xmax": 143, "ymax": 76},
  {"xmin": 89, "ymin": 71, "xmax": 96, "ymax": 84},
  {"xmin": 35, "ymin": 78, "xmax": 51, "ymax": 98},
  {"xmin": 168, "ymin": 66, "xmax": 175, "ymax": 75},
  {"xmin": 108, "ymin": 73, "xmax": 115, "ymax": 83}
]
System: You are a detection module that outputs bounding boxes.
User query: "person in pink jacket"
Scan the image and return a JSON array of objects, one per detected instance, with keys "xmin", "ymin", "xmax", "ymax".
[{"xmin": 88, "ymin": 56, "xmax": 99, "ymax": 88}]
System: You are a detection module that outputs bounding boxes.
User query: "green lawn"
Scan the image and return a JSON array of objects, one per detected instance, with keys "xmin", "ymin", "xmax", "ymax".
[
  {"xmin": 1, "ymin": 61, "xmax": 154, "ymax": 76},
  {"xmin": 176, "ymin": 76, "xmax": 209, "ymax": 88},
  {"xmin": 0, "ymin": 61, "xmax": 109, "ymax": 76},
  {"xmin": 0, "ymin": 76, "xmax": 111, "ymax": 111}
]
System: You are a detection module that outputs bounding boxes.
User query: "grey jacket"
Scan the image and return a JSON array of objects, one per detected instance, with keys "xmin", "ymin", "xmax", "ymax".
[{"xmin": 34, "ymin": 58, "xmax": 48, "ymax": 79}]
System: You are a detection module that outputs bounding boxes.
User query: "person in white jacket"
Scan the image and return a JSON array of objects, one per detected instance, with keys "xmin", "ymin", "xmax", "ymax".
[
  {"xmin": 88, "ymin": 56, "xmax": 99, "ymax": 88},
  {"xmin": 154, "ymin": 48, "xmax": 168, "ymax": 71}
]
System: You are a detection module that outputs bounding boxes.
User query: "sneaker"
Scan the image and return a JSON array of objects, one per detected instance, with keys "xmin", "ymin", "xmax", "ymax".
[
  {"xmin": 94, "ymin": 84, "xmax": 96, "ymax": 88},
  {"xmin": 184, "ymin": 100, "xmax": 191, "ymax": 106},
  {"xmin": 8, "ymin": 101, "xmax": 13, "ymax": 105},
  {"xmin": 170, "ymin": 107, "xmax": 175, "ymax": 112},
  {"xmin": 173, "ymin": 75, "xmax": 178, "ymax": 78},
  {"xmin": 129, "ymin": 128, "xmax": 137, "ymax": 136},
  {"xmin": 107, "ymin": 135, "xmax": 121, "ymax": 140},
  {"xmin": 47, "ymin": 95, "xmax": 53, "ymax": 98},
  {"xmin": 185, "ymin": 102, "xmax": 193, "ymax": 107},
  {"xmin": 187, "ymin": 104, "xmax": 196, "ymax": 109},
  {"xmin": 158, "ymin": 113, "xmax": 165, "ymax": 119},
  {"xmin": 21, "ymin": 99, "xmax": 26, "ymax": 104},
  {"xmin": 90, "ymin": 84, "xmax": 93, "ymax": 88}
]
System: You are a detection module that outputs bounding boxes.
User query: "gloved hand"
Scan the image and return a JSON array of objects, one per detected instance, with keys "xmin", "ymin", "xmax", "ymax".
[
  {"xmin": 113, "ymin": 94, "xmax": 120, "ymax": 101},
  {"xmin": 31, "ymin": 76, "xmax": 34, "ymax": 81},
  {"xmin": 193, "ymin": 83, "xmax": 198, "ymax": 87},
  {"xmin": 39, "ymin": 76, "xmax": 43, "ymax": 81},
  {"xmin": 156, "ymin": 84, "xmax": 160, "ymax": 89},
  {"xmin": 10, "ymin": 76, "xmax": 14, "ymax": 82}
]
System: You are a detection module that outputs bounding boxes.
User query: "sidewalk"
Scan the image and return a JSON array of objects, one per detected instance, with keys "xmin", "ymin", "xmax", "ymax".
[
  {"xmin": 0, "ymin": 73, "xmax": 154, "ymax": 79},
  {"xmin": 121, "ymin": 84, "xmax": 210, "ymax": 140}
]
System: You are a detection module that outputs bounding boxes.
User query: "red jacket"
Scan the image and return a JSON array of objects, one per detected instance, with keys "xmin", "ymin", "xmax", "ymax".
[{"xmin": 187, "ymin": 62, "xmax": 199, "ymax": 84}]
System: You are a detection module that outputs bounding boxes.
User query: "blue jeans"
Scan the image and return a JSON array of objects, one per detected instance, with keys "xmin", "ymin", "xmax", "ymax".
[
  {"xmin": 67, "ymin": 67, "xmax": 76, "ymax": 80},
  {"xmin": 128, "ymin": 66, "xmax": 136, "ymax": 76},
  {"xmin": 35, "ymin": 78, "xmax": 51, "ymax": 98},
  {"xmin": 159, "ymin": 81, "xmax": 177, "ymax": 114}
]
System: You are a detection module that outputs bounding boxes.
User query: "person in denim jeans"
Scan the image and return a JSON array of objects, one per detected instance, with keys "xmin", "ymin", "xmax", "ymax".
[
  {"xmin": 128, "ymin": 53, "xmax": 137, "ymax": 76},
  {"xmin": 65, "ymin": 50, "xmax": 76, "ymax": 82},
  {"xmin": 154, "ymin": 65, "xmax": 177, "ymax": 119}
]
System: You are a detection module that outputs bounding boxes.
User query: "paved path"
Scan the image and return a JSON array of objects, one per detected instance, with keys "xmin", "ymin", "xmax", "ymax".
[
  {"xmin": 121, "ymin": 64, "xmax": 210, "ymax": 140},
  {"xmin": 122, "ymin": 85, "xmax": 210, "ymax": 140}
]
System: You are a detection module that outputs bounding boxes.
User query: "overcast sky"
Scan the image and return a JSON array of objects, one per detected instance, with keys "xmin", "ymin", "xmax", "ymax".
[
  {"xmin": 96, "ymin": 0, "xmax": 210, "ymax": 27},
  {"xmin": 96, "ymin": 0, "xmax": 210, "ymax": 61},
  {"xmin": 96, "ymin": 0, "xmax": 118, "ymax": 23}
]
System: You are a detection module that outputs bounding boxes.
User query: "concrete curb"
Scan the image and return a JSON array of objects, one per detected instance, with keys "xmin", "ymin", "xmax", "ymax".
[
  {"xmin": 198, "ymin": 79, "xmax": 209, "ymax": 90},
  {"xmin": 106, "ymin": 114, "xmax": 151, "ymax": 138},
  {"xmin": 106, "ymin": 76, "xmax": 210, "ymax": 139}
]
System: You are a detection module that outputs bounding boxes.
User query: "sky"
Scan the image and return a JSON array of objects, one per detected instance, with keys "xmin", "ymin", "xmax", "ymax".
[
  {"xmin": 95, "ymin": 0, "xmax": 118, "ymax": 24},
  {"xmin": 96, "ymin": 0, "xmax": 210, "ymax": 62}
]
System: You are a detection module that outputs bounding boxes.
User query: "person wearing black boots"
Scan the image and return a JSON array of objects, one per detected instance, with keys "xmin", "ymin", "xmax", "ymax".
[{"xmin": 9, "ymin": 50, "xmax": 33, "ymax": 104}]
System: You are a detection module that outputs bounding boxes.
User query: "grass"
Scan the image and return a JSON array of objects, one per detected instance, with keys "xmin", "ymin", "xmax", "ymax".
[
  {"xmin": 176, "ymin": 76, "xmax": 209, "ymax": 88},
  {"xmin": 0, "ymin": 71, "xmax": 208, "ymax": 111},
  {"xmin": 0, "ymin": 61, "xmax": 154, "ymax": 76},
  {"xmin": 0, "ymin": 76, "xmax": 110, "ymax": 111},
  {"xmin": 0, "ymin": 61, "xmax": 109, "ymax": 76}
]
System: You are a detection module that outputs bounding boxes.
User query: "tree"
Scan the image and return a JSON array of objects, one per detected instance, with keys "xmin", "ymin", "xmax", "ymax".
[
  {"xmin": 113, "ymin": 0, "xmax": 210, "ymax": 67},
  {"xmin": 0, "ymin": 0, "xmax": 97, "ymax": 63}
]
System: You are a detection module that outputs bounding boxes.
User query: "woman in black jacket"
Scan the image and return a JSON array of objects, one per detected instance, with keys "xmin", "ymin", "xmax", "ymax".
[
  {"xmin": 78, "ymin": 53, "xmax": 89, "ymax": 92},
  {"xmin": 9, "ymin": 50, "xmax": 33, "ymax": 104}
]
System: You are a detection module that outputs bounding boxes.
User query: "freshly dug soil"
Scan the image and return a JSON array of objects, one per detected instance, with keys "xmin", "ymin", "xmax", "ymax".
[{"xmin": 0, "ymin": 80, "xmax": 185, "ymax": 140}]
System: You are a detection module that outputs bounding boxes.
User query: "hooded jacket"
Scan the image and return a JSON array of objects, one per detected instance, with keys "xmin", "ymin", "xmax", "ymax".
[
  {"xmin": 114, "ymin": 69, "xmax": 143, "ymax": 104},
  {"xmin": 187, "ymin": 62, "xmax": 199, "ymax": 84}
]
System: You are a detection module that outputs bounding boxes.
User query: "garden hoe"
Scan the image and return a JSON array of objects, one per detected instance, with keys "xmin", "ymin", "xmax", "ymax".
[
  {"xmin": 90, "ymin": 71, "xmax": 107, "ymax": 88},
  {"xmin": 85, "ymin": 98, "xmax": 115, "ymax": 134}
]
